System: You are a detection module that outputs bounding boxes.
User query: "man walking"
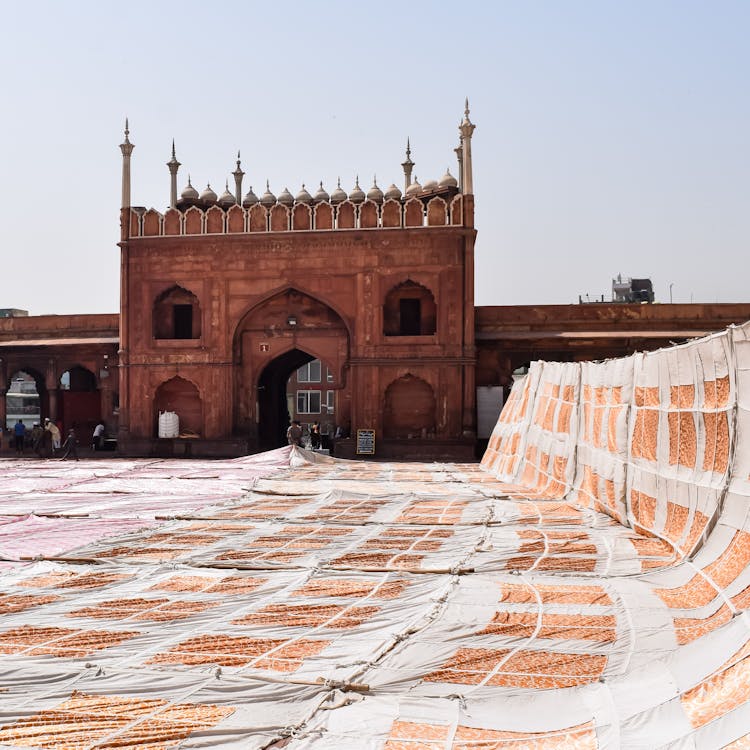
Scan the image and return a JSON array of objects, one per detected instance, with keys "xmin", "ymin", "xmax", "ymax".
[
  {"xmin": 13, "ymin": 420, "xmax": 26, "ymax": 455},
  {"xmin": 59, "ymin": 428, "xmax": 79, "ymax": 461}
]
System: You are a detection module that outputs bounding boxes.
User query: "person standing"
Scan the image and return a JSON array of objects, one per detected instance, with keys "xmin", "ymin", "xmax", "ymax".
[
  {"xmin": 310, "ymin": 420, "xmax": 321, "ymax": 450},
  {"xmin": 92, "ymin": 422, "xmax": 105, "ymax": 451},
  {"xmin": 44, "ymin": 418, "xmax": 61, "ymax": 454},
  {"xmin": 59, "ymin": 428, "xmax": 79, "ymax": 461},
  {"xmin": 286, "ymin": 420, "xmax": 303, "ymax": 447},
  {"xmin": 13, "ymin": 420, "xmax": 26, "ymax": 455}
]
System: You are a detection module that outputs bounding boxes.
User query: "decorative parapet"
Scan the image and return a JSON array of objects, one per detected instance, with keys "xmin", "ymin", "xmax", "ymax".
[{"xmin": 126, "ymin": 195, "xmax": 465, "ymax": 238}]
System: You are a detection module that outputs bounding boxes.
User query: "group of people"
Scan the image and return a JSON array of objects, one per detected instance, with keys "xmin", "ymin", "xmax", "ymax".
[
  {"xmin": 6, "ymin": 418, "xmax": 105, "ymax": 460},
  {"xmin": 286, "ymin": 420, "xmax": 350, "ymax": 449}
]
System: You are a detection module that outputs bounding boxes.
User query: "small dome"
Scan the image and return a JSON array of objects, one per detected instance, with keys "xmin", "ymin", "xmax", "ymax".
[
  {"xmin": 295, "ymin": 184, "xmax": 313, "ymax": 204},
  {"xmin": 405, "ymin": 177, "xmax": 422, "ymax": 198},
  {"xmin": 277, "ymin": 187, "xmax": 294, "ymax": 206},
  {"xmin": 313, "ymin": 181, "xmax": 330, "ymax": 204},
  {"xmin": 217, "ymin": 181, "xmax": 236, "ymax": 207},
  {"xmin": 260, "ymin": 181, "xmax": 276, "ymax": 207},
  {"xmin": 330, "ymin": 178, "xmax": 347, "ymax": 205},
  {"xmin": 200, "ymin": 183, "xmax": 217, "ymax": 205},
  {"xmin": 349, "ymin": 177, "xmax": 365, "ymax": 204},
  {"xmin": 242, "ymin": 186, "xmax": 259, "ymax": 207},
  {"xmin": 439, "ymin": 169, "xmax": 458, "ymax": 189},
  {"xmin": 422, "ymin": 179, "xmax": 439, "ymax": 192},
  {"xmin": 366, "ymin": 178, "xmax": 384, "ymax": 204},
  {"xmin": 384, "ymin": 183, "xmax": 402, "ymax": 201},
  {"xmin": 181, "ymin": 178, "xmax": 199, "ymax": 201}
]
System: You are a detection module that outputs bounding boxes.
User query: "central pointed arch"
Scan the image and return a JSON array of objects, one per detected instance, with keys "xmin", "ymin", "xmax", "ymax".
[{"xmin": 233, "ymin": 287, "xmax": 351, "ymax": 450}]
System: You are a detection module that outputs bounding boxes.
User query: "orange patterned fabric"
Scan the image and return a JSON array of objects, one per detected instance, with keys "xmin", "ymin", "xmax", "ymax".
[
  {"xmin": 681, "ymin": 655, "xmax": 750, "ymax": 728},
  {"xmin": 0, "ymin": 690, "xmax": 234, "ymax": 749}
]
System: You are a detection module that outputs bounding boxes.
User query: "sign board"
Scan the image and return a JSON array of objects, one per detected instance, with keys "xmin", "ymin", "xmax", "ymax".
[{"xmin": 356, "ymin": 429, "xmax": 376, "ymax": 455}]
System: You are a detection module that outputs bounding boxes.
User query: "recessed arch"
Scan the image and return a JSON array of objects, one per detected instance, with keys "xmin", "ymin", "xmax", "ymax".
[
  {"xmin": 153, "ymin": 285, "xmax": 202, "ymax": 340},
  {"xmin": 5, "ymin": 369, "xmax": 45, "ymax": 429},
  {"xmin": 383, "ymin": 279, "xmax": 437, "ymax": 336},
  {"xmin": 383, "ymin": 374, "xmax": 436, "ymax": 439},
  {"xmin": 153, "ymin": 375, "xmax": 202, "ymax": 438}
]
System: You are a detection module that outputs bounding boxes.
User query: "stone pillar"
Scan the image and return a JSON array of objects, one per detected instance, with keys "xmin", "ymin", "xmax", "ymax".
[{"xmin": 459, "ymin": 99, "xmax": 475, "ymax": 196}]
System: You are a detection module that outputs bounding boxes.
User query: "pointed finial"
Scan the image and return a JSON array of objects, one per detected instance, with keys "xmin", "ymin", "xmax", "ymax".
[
  {"xmin": 337, "ymin": 177, "xmax": 341, "ymax": 188},
  {"xmin": 320, "ymin": 180, "xmax": 324, "ymax": 189},
  {"xmin": 188, "ymin": 173, "xmax": 192, "ymax": 186},
  {"xmin": 225, "ymin": 179, "xmax": 229, "ymax": 190},
  {"xmin": 125, "ymin": 117, "xmax": 129, "ymax": 136},
  {"xmin": 171, "ymin": 139, "xmax": 176, "ymax": 158},
  {"xmin": 465, "ymin": 97, "xmax": 470, "ymax": 117},
  {"xmin": 406, "ymin": 137, "xmax": 411, "ymax": 158},
  {"xmin": 374, "ymin": 174, "xmax": 377, "ymax": 186},
  {"xmin": 355, "ymin": 175, "xmax": 360, "ymax": 188},
  {"xmin": 266, "ymin": 179, "xmax": 270, "ymax": 190}
]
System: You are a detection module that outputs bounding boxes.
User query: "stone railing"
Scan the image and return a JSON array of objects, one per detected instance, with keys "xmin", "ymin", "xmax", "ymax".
[{"xmin": 126, "ymin": 195, "xmax": 465, "ymax": 238}]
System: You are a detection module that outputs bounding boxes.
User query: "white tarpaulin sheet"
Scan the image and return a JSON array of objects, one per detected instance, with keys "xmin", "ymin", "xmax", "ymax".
[{"xmin": 2, "ymin": 323, "xmax": 750, "ymax": 748}]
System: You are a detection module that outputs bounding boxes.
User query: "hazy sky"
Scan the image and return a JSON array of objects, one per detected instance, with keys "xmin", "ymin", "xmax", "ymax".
[{"xmin": 1, "ymin": 1, "xmax": 747, "ymax": 315}]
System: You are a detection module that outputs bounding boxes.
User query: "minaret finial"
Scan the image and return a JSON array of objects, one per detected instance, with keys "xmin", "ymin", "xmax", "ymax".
[
  {"xmin": 465, "ymin": 97, "xmax": 470, "ymax": 118},
  {"xmin": 459, "ymin": 98, "xmax": 476, "ymax": 198},
  {"xmin": 166, "ymin": 140, "xmax": 181, "ymax": 208},
  {"xmin": 401, "ymin": 138, "xmax": 414, "ymax": 192}
]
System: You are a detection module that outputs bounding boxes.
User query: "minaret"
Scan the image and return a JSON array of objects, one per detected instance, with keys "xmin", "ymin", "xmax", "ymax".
[
  {"xmin": 459, "ymin": 98, "xmax": 475, "ymax": 195},
  {"xmin": 166, "ymin": 140, "xmax": 181, "ymax": 209},
  {"xmin": 454, "ymin": 141, "xmax": 464, "ymax": 193},
  {"xmin": 119, "ymin": 118, "xmax": 134, "ymax": 209},
  {"xmin": 232, "ymin": 151, "xmax": 245, "ymax": 204},
  {"xmin": 401, "ymin": 138, "xmax": 414, "ymax": 194}
]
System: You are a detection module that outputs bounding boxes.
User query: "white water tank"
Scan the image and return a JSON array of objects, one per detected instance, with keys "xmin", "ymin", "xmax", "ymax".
[{"xmin": 158, "ymin": 411, "xmax": 179, "ymax": 438}]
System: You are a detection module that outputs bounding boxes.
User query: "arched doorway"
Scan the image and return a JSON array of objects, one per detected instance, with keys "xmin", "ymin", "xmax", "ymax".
[
  {"xmin": 59, "ymin": 366, "xmax": 100, "ymax": 444},
  {"xmin": 233, "ymin": 288, "xmax": 350, "ymax": 452},
  {"xmin": 6, "ymin": 370, "xmax": 44, "ymax": 430},
  {"xmin": 257, "ymin": 348, "xmax": 316, "ymax": 450}
]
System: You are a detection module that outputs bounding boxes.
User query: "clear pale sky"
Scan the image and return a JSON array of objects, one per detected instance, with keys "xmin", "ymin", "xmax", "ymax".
[{"xmin": 0, "ymin": 1, "xmax": 747, "ymax": 315}]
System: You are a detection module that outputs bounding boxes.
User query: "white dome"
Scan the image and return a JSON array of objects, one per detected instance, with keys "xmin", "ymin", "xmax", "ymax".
[
  {"xmin": 330, "ymin": 179, "xmax": 347, "ymax": 205},
  {"xmin": 439, "ymin": 169, "xmax": 458, "ymax": 189},
  {"xmin": 405, "ymin": 178, "xmax": 422, "ymax": 197},
  {"xmin": 384, "ymin": 183, "xmax": 402, "ymax": 201},
  {"xmin": 313, "ymin": 182, "xmax": 330, "ymax": 203},
  {"xmin": 277, "ymin": 187, "xmax": 294, "ymax": 206},
  {"xmin": 348, "ymin": 177, "xmax": 365, "ymax": 204},
  {"xmin": 181, "ymin": 179, "xmax": 199, "ymax": 201},
  {"xmin": 242, "ymin": 186, "xmax": 259, "ymax": 207},
  {"xmin": 200, "ymin": 184, "xmax": 217, "ymax": 204},
  {"xmin": 295, "ymin": 184, "xmax": 313, "ymax": 204},
  {"xmin": 260, "ymin": 182, "xmax": 276, "ymax": 206},
  {"xmin": 366, "ymin": 179, "xmax": 384, "ymax": 204},
  {"xmin": 218, "ymin": 182, "xmax": 236, "ymax": 206}
]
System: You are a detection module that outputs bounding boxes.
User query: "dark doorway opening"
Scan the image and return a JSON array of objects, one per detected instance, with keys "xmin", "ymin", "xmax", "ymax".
[
  {"xmin": 173, "ymin": 304, "xmax": 193, "ymax": 339},
  {"xmin": 257, "ymin": 348, "xmax": 314, "ymax": 451},
  {"xmin": 399, "ymin": 298, "xmax": 421, "ymax": 336}
]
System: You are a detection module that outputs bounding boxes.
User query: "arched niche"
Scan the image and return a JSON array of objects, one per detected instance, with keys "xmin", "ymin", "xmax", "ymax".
[
  {"xmin": 206, "ymin": 205, "xmax": 224, "ymax": 234},
  {"xmin": 381, "ymin": 199, "xmax": 401, "ymax": 228},
  {"xmin": 154, "ymin": 376, "xmax": 202, "ymax": 437},
  {"xmin": 336, "ymin": 201, "xmax": 356, "ymax": 229},
  {"xmin": 383, "ymin": 374, "xmax": 436, "ymax": 439},
  {"xmin": 383, "ymin": 280, "xmax": 437, "ymax": 336},
  {"xmin": 184, "ymin": 206, "xmax": 203, "ymax": 234},
  {"xmin": 153, "ymin": 285, "xmax": 202, "ymax": 340},
  {"xmin": 359, "ymin": 201, "xmax": 378, "ymax": 228},
  {"xmin": 450, "ymin": 194, "xmax": 463, "ymax": 225},
  {"xmin": 427, "ymin": 196, "xmax": 447, "ymax": 226},
  {"xmin": 314, "ymin": 202, "xmax": 333, "ymax": 230},
  {"xmin": 270, "ymin": 204, "xmax": 290, "ymax": 232},
  {"xmin": 404, "ymin": 198, "xmax": 423, "ymax": 227},
  {"xmin": 143, "ymin": 209, "xmax": 163, "ymax": 236},
  {"xmin": 293, "ymin": 203, "xmax": 312, "ymax": 230},
  {"xmin": 164, "ymin": 208, "xmax": 181, "ymax": 235},
  {"xmin": 227, "ymin": 204, "xmax": 245, "ymax": 233},
  {"xmin": 248, "ymin": 204, "xmax": 267, "ymax": 232}
]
